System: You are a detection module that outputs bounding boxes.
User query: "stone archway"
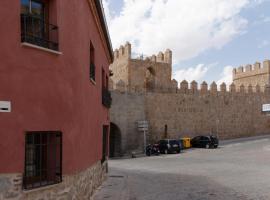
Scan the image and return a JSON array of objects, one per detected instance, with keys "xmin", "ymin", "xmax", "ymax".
[
  {"xmin": 145, "ymin": 67, "xmax": 156, "ymax": 91},
  {"xmin": 109, "ymin": 123, "xmax": 122, "ymax": 158}
]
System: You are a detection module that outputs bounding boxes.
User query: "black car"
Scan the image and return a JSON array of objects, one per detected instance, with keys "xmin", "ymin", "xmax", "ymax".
[
  {"xmin": 191, "ymin": 135, "xmax": 219, "ymax": 148},
  {"xmin": 158, "ymin": 139, "xmax": 181, "ymax": 154}
]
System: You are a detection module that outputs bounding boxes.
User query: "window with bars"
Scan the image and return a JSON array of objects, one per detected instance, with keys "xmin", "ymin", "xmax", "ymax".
[
  {"xmin": 90, "ymin": 42, "xmax": 96, "ymax": 81},
  {"xmin": 20, "ymin": 0, "xmax": 59, "ymax": 51},
  {"xmin": 23, "ymin": 131, "xmax": 62, "ymax": 190}
]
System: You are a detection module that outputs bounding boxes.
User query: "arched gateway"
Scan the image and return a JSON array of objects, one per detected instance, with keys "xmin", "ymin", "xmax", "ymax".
[{"xmin": 109, "ymin": 123, "xmax": 122, "ymax": 157}]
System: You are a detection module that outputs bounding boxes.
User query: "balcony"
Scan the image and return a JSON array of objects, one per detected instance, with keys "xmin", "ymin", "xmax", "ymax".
[
  {"xmin": 21, "ymin": 14, "xmax": 59, "ymax": 51},
  {"xmin": 102, "ymin": 88, "xmax": 112, "ymax": 108}
]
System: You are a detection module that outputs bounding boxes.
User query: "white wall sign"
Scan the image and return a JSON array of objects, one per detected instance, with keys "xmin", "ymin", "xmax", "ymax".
[
  {"xmin": 0, "ymin": 101, "xmax": 11, "ymax": 112},
  {"xmin": 137, "ymin": 121, "xmax": 149, "ymax": 132},
  {"xmin": 262, "ymin": 104, "xmax": 270, "ymax": 112}
]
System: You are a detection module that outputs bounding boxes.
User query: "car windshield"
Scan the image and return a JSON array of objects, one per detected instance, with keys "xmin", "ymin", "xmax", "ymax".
[{"xmin": 169, "ymin": 140, "xmax": 178, "ymax": 145}]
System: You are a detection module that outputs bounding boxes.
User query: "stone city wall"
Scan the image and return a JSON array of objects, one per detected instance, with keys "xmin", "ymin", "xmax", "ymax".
[
  {"xmin": 0, "ymin": 161, "xmax": 107, "ymax": 200},
  {"xmin": 109, "ymin": 42, "xmax": 270, "ymax": 155},
  {"xmin": 110, "ymin": 82, "xmax": 270, "ymax": 155}
]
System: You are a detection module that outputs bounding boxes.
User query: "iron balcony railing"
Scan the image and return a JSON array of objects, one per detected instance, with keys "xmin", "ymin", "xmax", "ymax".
[
  {"xmin": 21, "ymin": 14, "xmax": 59, "ymax": 51},
  {"xmin": 102, "ymin": 87, "xmax": 112, "ymax": 108}
]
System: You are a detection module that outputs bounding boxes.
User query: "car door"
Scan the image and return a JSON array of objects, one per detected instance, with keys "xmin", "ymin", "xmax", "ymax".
[
  {"xmin": 200, "ymin": 136, "xmax": 210, "ymax": 147},
  {"xmin": 159, "ymin": 140, "xmax": 166, "ymax": 152}
]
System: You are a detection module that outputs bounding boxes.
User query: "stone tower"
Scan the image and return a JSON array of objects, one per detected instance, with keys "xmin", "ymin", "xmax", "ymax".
[
  {"xmin": 233, "ymin": 60, "xmax": 270, "ymax": 91},
  {"xmin": 110, "ymin": 42, "xmax": 174, "ymax": 92}
]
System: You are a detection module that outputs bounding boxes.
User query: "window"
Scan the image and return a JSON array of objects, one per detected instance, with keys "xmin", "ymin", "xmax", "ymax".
[
  {"xmin": 23, "ymin": 131, "xmax": 62, "ymax": 190},
  {"xmin": 90, "ymin": 42, "xmax": 95, "ymax": 81},
  {"xmin": 20, "ymin": 0, "xmax": 59, "ymax": 51},
  {"xmin": 102, "ymin": 68, "xmax": 105, "ymax": 88},
  {"xmin": 102, "ymin": 67, "xmax": 112, "ymax": 108}
]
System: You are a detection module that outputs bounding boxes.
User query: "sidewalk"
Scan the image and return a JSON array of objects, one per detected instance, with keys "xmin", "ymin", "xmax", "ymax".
[{"xmin": 92, "ymin": 170, "xmax": 130, "ymax": 200}]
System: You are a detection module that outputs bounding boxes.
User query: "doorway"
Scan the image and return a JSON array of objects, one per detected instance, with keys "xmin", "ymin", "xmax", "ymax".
[{"xmin": 109, "ymin": 123, "xmax": 122, "ymax": 158}]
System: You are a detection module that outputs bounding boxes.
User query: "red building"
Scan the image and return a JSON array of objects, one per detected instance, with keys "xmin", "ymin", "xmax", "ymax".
[{"xmin": 0, "ymin": 0, "xmax": 113, "ymax": 199}]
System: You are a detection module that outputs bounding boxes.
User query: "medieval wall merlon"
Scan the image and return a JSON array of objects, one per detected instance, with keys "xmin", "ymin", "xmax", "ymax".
[
  {"xmin": 220, "ymin": 83, "xmax": 227, "ymax": 93},
  {"xmin": 191, "ymin": 81, "xmax": 198, "ymax": 94},
  {"xmin": 210, "ymin": 82, "xmax": 218, "ymax": 94},
  {"xmin": 200, "ymin": 81, "xmax": 208, "ymax": 94},
  {"xmin": 157, "ymin": 52, "xmax": 164, "ymax": 63},
  {"xmin": 229, "ymin": 83, "xmax": 236, "ymax": 93}
]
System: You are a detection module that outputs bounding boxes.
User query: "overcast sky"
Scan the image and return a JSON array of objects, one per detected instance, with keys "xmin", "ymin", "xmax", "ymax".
[{"xmin": 103, "ymin": 0, "xmax": 270, "ymax": 86}]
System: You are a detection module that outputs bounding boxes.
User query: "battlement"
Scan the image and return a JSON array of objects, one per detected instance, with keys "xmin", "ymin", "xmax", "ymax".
[
  {"xmin": 176, "ymin": 80, "xmax": 270, "ymax": 95},
  {"xmin": 111, "ymin": 78, "xmax": 270, "ymax": 95},
  {"xmin": 113, "ymin": 42, "xmax": 172, "ymax": 64},
  {"xmin": 233, "ymin": 60, "xmax": 270, "ymax": 80}
]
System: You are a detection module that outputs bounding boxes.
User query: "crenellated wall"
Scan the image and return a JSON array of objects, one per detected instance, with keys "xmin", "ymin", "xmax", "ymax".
[
  {"xmin": 110, "ymin": 80, "xmax": 270, "ymax": 155},
  {"xmin": 233, "ymin": 60, "xmax": 270, "ymax": 90},
  {"xmin": 109, "ymin": 43, "xmax": 270, "ymax": 155}
]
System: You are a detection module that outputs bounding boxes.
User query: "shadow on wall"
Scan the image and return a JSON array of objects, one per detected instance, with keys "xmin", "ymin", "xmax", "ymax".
[{"xmin": 109, "ymin": 123, "xmax": 122, "ymax": 158}]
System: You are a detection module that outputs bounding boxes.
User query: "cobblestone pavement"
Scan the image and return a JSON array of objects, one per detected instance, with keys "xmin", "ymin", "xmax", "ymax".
[{"xmin": 93, "ymin": 136, "xmax": 270, "ymax": 200}]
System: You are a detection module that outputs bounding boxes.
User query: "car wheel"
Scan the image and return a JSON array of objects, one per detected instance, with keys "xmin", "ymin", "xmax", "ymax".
[{"xmin": 205, "ymin": 144, "xmax": 210, "ymax": 149}]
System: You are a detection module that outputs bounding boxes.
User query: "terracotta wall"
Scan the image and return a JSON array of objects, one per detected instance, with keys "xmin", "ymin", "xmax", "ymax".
[{"xmin": 0, "ymin": 0, "xmax": 110, "ymax": 174}]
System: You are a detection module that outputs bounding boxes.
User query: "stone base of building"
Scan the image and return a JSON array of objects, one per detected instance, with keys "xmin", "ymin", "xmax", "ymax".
[{"xmin": 0, "ymin": 160, "xmax": 107, "ymax": 200}]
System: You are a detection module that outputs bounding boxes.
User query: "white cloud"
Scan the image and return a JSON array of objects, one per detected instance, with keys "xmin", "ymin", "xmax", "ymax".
[
  {"xmin": 104, "ymin": 0, "xmax": 249, "ymax": 63},
  {"xmin": 173, "ymin": 64, "xmax": 209, "ymax": 84},
  {"xmin": 258, "ymin": 40, "xmax": 270, "ymax": 48},
  {"xmin": 217, "ymin": 66, "xmax": 233, "ymax": 85}
]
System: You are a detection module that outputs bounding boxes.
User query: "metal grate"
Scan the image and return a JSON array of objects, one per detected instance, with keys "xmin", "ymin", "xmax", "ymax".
[
  {"xmin": 23, "ymin": 131, "xmax": 62, "ymax": 190},
  {"xmin": 21, "ymin": 14, "xmax": 59, "ymax": 51}
]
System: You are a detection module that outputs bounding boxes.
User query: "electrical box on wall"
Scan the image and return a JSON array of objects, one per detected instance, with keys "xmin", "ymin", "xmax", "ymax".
[{"xmin": 0, "ymin": 101, "xmax": 11, "ymax": 112}]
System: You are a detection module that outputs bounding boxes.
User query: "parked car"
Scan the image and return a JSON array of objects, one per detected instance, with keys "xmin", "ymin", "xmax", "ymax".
[
  {"xmin": 158, "ymin": 139, "xmax": 181, "ymax": 154},
  {"xmin": 191, "ymin": 135, "xmax": 219, "ymax": 148},
  {"xmin": 146, "ymin": 143, "xmax": 160, "ymax": 156}
]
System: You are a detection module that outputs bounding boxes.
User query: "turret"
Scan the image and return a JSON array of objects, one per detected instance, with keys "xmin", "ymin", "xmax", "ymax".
[
  {"xmin": 164, "ymin": 49, "xmax": 172, "ymax": 65},
  {"xmin": 157, "ymin": 52, "xmax": 164, "ymax": 62},
  {"xmin": 124, "ymin": 42, "xmax": 131, "ymax": 59}
]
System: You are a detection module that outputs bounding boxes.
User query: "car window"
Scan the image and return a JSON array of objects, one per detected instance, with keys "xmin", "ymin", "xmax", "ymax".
[
  {"xmin": 201, "ymin": 136, "xmax": 210, "ymax": 141},
  {"xmin": 195, "ymin": 136, "xmax": 201, "ymax": 141},
  {"xmin": 159, "ymin": 140, "xmax": 166, "ymax": 145},
  {"xmin": 169, "ymin": 140, "xmax": 178, "ymax": 145}
]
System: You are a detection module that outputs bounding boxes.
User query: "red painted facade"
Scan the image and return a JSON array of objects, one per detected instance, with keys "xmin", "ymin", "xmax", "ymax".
[{"xmin": 0, "ymin": 0, "xmax": 112, "ymax": 174}]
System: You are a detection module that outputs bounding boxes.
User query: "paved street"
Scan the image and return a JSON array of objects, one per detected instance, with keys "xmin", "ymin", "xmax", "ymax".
[{"xmin": 93, "ymin": 136, "xmax": 270, "ymax": 200}]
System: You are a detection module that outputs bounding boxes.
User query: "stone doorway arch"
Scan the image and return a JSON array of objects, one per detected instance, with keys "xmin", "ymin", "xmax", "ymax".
[
  {"xmin": 145, "ymin": 67, "xmax": 156, "ymax": 91},
  {"xmin": 109, "ymin": 123, "xmax": 122, "ymax": 158}
]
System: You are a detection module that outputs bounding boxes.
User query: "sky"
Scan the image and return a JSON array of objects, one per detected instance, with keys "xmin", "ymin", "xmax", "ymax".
[{"xmin": 103, "ymin": 0, "xmax": 270, "ymax": 86}]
